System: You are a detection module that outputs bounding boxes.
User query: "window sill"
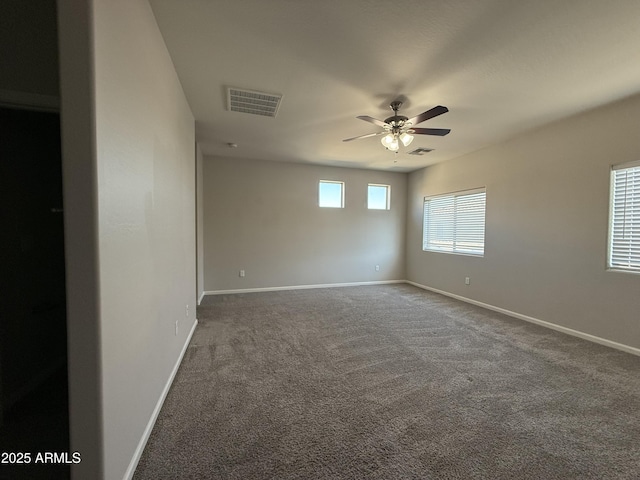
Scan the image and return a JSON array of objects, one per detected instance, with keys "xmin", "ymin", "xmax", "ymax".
[
  {"xmin": 606, "ymin": 267, "xmax": 640, "ymax": 276},
  {"xmin": 422, "ymin": 249, "xmax": 484, "ymax": 258}
]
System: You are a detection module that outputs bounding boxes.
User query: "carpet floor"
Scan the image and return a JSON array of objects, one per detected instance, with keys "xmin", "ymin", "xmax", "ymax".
[{"xmin": 134, "ymin": 284, "xmax": 640, "ymax": 479}]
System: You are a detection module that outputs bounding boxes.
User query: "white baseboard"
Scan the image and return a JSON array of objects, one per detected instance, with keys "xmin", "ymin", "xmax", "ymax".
[
  {"xmin": 119, "ymin": 279, "xmax": 637, "ymax": 480},
  {"xmin": 202, "ymin": 279, "xmax": 405, "ymax": 297},
  {"xmin": 198, "ymin": 291, "xmax": 206, "ymax": 305},
  {"xmin": 205, "ymin": 279, "xmax": 639, "ymax": 356},
  {"xmin": 123, "ymin": 318, "xmax": 198, "ymax": 480},
  {"xmin": 406, "ymin": 281, "xmax": 640, "ymax": 357}
]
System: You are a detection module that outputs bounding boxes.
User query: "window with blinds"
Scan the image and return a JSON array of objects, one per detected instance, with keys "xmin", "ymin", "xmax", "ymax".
[
  {"xmin": 609, "ymin": 161, "xmax": 640, "ymax": 272},
  {"xmin": 423, "ymin": 188, "xmax": 486, "ymax": 256}
]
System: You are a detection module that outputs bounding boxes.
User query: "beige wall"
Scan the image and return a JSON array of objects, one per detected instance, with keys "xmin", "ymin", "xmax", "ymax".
[
  {"xmin": 407, "ymin": 93, "xmax": 640, "ymax": 350},
  {"xmin": 59, "ymin": 0, "xmax": 197, "ymax": 478},
  {"xmin": 203, "ymin": 156, "xmax": 406, "ymax": 291}
]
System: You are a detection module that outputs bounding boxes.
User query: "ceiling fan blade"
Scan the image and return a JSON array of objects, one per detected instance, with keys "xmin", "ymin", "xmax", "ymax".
[
  {"xmin": 343, "ymin": 132, "xmax": 383, "ymax": 142},
  {"xmin": 407, "ymin": 105, "xmax": 448, "ymax": 126},
  {"xmin": 357, "ymin": 115, "xmax": 388, "ymax": 128},
  {"xmin": 411, "ymin": 127, "xmax": 451, "ymax": 136}
]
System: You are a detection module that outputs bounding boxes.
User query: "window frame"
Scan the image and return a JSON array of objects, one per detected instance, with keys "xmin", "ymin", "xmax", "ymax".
[
  {"xmin": 367, "ymin": 183, "xmax": 391, "ymax": 210},
  {"xmin": 318, "ymin": 180, "xmax": 345, "ymax": 208},
  {"xmin": 607, "ymin": 160, "xmax": 640, "ymax": 274},
  {"xmin": 422, "ymin": 187, "xmax": 487, "ymax": 257}
]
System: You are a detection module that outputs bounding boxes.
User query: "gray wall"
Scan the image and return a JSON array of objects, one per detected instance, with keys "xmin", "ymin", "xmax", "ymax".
[
  {"xmin": 59, "ymin": 0, "xmax": 197, "ymax": 478},
  {"xmin": 203, "ymin": 156, "xmax": 407, "ymax": 291},
  {"xmin": 406, "ymin": 93, "xmax": 640, "ymax": 350}
]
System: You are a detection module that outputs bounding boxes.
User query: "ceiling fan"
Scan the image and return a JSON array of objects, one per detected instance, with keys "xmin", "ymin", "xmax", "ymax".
[{"xmin": 343, "ymin": 101, "xmax": 450, "ymax": 152}]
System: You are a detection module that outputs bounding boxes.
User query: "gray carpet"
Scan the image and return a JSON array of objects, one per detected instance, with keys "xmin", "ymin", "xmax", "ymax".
[{"xmin": 134, "ymin": 284, "xmax": 640, "ymax": 479}]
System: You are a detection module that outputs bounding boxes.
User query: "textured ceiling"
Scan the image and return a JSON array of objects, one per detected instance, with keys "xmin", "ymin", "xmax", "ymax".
[{"xmin": 149, "ymin": 0, "xmax": 640, "ymax": 172}]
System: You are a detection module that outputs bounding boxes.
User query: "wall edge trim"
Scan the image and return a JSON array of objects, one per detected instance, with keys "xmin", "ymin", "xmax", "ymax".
[{"xmin": 406, "ymin": 281, "xmax": 640, "ymax": 357}]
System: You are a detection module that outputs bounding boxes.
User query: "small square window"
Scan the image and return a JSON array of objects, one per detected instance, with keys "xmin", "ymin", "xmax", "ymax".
[
  {"xmin": 368, "ymin": 184, "xmax": 390, "ymax": 210},
  {"xmin": 319, "ymin": 180, "xmax": 344, "ymax": 208}
]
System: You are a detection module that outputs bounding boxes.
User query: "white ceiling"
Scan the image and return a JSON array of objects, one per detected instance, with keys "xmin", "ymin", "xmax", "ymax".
[{"xmin": 149, "ymin": 0, "xmax": 640, "ymax": 172}]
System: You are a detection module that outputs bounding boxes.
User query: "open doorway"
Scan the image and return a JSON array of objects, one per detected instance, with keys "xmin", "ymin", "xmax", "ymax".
[{"xmin": 0, "ymin": 107, "xmax": 70, "ymax": 480}]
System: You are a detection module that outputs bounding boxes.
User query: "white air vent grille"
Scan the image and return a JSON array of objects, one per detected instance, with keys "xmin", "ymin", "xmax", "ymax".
[
  {"xmin": 227, "ymin": 87, "xmax": 282, "ymax": 117},
  {"xmin": 408, "ymin": 147, "xmax": 434, "ymax": 155}
]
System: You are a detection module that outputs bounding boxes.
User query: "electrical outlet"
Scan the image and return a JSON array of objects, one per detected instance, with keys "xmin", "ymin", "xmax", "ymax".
[
  {"xmin": 175, "ymin": 320, "xmax": 178, "ymax": 335},
  {"xmin": 239, "ymin": 269, "xmax": 245, "ymax": 277},
  {"xmin": 465, "ymin": 277, "xmax": 470, "ymax": 285},
  {"xmin": 186, "ymin": 304, "xmax": 189, "ymax": 317},
  {"xmin": 375, "ymin": 265, "xmax": 380, "ymax": 271}
]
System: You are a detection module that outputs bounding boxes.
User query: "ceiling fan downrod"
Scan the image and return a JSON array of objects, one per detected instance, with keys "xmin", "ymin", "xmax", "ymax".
[{"xmin": 385, "ymin": 101, "xmax": 409, "ymax": 128}]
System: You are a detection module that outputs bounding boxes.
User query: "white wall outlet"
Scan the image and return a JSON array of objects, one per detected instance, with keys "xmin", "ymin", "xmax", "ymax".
[
  {"xmin": 375, "ymin": 265, "xmax": 380, "ymax": 271},
  {"xmin": 239, "ymin": 269, "xmax": 245, "ymax": 277},
  {"xmin": 465, "ymin": 277, "xmax": 471, "ymax": 285},
  {"xmin": 175, "ymin": 320, "xmax": 179, "ymax": 335},
  {"xmin": 186, "ymin": 304, "xmax": 189, "ymax": 317}
]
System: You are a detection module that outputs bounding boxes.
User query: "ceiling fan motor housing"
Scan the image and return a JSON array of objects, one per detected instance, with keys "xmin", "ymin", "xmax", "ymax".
[
  {"xmin": 385, "ymin": 101, "xmax": 409, "ymax": 128},
  {"xmin": 384, "ymin": 115, "xmax": 409, "ymax": 129}
]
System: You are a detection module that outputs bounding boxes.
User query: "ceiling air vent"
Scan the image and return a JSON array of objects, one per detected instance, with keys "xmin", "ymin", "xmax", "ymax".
[
  {"xmin": 408, "ymin": 147, "xmax": 434, "ymax": 156},
  {"xmin": 227, "ymin": 87, "xmax": 282, "ymax": 117}
]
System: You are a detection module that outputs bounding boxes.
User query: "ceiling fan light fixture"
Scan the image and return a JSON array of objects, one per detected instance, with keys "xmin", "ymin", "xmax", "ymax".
[
  {"xmin": 399, "ymin": 132, "xmax": 414, "ymax": 147},
  {"xmin": 381, "ymin": 133, "xmax": 393, "ymax": 147},
  {"xmin": 381, "ymin": 133, "xmax": 399, "ymax": 151}
]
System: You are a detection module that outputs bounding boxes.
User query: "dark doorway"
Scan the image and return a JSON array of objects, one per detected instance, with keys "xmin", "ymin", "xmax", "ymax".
[{"xmin": 0, "ymin": 107, "xmax": 70, "ymax": 480}]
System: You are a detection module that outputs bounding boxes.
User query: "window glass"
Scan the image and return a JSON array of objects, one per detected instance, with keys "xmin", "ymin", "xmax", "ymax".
[
  {"xmin": 319, "ymin": 180, "xmax": 344, "ymax": 208},
  {"xmin": 368, "ymin": 184, "xmax": 390, "ymax": 210}
]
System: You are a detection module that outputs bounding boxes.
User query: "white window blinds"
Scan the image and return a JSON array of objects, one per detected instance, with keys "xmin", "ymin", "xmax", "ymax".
[
  {"xmin": 609, "ymin": 162, "xmax": 640, "ymax": 272},
  {"xmin": 423, "ymin": 188, "xmax": 486, "ymax": 256}
]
